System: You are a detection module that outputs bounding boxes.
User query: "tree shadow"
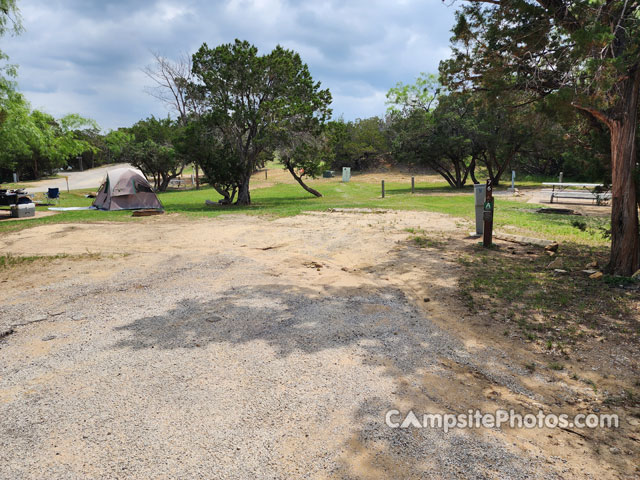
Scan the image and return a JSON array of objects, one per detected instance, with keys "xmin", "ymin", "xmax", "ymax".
[{"xmin": 111, "ymin": 277, "xmax": 558, "ymax": 477}]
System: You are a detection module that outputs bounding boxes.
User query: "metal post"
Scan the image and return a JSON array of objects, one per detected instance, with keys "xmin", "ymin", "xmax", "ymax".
[
  {"xmin": 381, "ymin": 180, "xmax": 385, "ymax": 198},
  {"xmin": 195, "ymin": 164, "xmax": 200, "ymax": 190},
  {"xmin": 411, "ymin": 176, "xmax": 415, "ymax": 194},
  {"xmin": 483, "ymin": 179, "xmax": 494, "ymax": 248},
  {"xmin": 474, "ymin": 183, "xmax": 486, "ymax": 235}
]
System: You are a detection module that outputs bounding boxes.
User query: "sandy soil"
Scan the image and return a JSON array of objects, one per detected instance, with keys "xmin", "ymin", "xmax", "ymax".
[
  {"xmin": 0, "ymin": 209, "xmax": 60, "ymax": 222},
  {"xmin": 0, "ymin": 211, "xmax": 637, "ymax": 479}
]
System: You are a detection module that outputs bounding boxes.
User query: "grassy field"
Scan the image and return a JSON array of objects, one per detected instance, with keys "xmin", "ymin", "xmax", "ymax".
[{"xmin": 0, "ymin": 178, "xmax": 610, "ymax": 246}]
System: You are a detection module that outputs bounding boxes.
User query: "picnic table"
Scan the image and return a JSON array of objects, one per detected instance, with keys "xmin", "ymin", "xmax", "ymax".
[{"xmin": 542, "ymin": 182, "xmax": 611, "ymax": 205}]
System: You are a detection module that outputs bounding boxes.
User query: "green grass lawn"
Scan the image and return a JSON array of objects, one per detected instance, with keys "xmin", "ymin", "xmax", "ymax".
[{"xmin": 0, "ymin": 179, "xmax": 610, "ymax": 246}]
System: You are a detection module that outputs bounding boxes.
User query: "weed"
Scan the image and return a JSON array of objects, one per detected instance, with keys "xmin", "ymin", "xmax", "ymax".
[{"xmin": 549, "ymin": 362, "xmax": 564, "ymax": 371}]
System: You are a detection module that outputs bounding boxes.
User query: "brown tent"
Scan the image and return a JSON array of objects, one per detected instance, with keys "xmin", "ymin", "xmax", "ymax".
[{"xmin": 92, "ymin": 167, "xmax": 163, "ymax": 211}]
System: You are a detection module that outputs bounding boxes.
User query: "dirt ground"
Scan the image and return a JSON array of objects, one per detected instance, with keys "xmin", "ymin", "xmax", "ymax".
[{"xmin": 0, "ymin": 210, "xmax": 638, "ymax": 479}]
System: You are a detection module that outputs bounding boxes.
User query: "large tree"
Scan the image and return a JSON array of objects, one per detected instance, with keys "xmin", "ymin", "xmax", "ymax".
[
  {"xmin": 189, "ymin": 40, "xmax": 332, "ymax": 205},
  {"xmin": 440, "ymin": 0, "xmax": 640, "ymax": 276}
]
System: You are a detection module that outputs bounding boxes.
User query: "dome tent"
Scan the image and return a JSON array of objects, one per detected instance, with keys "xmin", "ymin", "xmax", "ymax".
[{"xmin": 92, "ymin": 167, "xmax": 163, "ymax": 211}]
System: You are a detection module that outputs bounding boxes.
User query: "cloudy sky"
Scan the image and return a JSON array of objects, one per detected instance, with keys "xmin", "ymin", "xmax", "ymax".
[{"xmin": 3, "ymin": 0, "xmax": 457, "ymax": 131}]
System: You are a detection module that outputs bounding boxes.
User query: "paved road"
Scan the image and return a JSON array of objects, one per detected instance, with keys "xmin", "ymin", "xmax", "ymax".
[{"xmin": 16, "ymin": 163, "xmax": 132, "ymax": 193}]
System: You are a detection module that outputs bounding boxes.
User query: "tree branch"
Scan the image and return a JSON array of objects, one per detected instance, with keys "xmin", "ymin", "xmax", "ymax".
[{"xmin": 571, "ymin": 102, "xmax": 613, "ymax": 128}]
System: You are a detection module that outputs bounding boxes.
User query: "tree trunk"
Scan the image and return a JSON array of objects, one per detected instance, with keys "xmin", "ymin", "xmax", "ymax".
[
  {"xmin": 236, "ymin": 175, "xmax": 251, "ymax": 205},
  {"xmin": 159, "ymin": 176, "xmax": 172, "ymax": 192},
  {"xmin": 608, "ymin": 70, "xmax": 640, "ymax": 276},
  {"xmin": 286, "ymin": 164, "xmax": 323, "ymax": 197},
  {"xmin": 469, "ymin": 157, "xmax": 479, "ymax": 184}
]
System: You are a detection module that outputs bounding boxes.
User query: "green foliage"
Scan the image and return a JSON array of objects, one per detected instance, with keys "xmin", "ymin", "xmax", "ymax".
[
  {"xmin": 189, "ymin": 39, "xmax": 332, "ymax": 204},
  {"xmin": 326, "ymin": 117, "xmax": 391, "ymax": 170},
  {"xmin": 124, "ymin": 116, "xmax": 184, "ymax": 191},
  {"xmin": 177, "ymin": 118, "xmax": 243, "ymax": 203},
  {"xmin": 390, "ymin": 91, "xmax": 476, "ymax": 188},
  {"xmin": 386, "ymin": 73, "xmax": 440, "ymax": 114},
  {"xmin": 0, "ymin": 92, "xmax": 97, "ymax": 179}
]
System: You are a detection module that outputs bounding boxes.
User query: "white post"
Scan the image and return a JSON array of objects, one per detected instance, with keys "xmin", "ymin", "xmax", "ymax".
[
  {"xmin": 559, "ymin": 172, "xmax": 563, "ymax": 183},
  {"xmin": 511, "ymin": 170, "xmax": 515, "ymax": 189},
  {"xmin": 473, "ymin": 183, "xmax": 486, "ymax": 236}
]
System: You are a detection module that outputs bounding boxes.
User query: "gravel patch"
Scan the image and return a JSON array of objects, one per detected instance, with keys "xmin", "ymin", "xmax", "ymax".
[{"xmin": 0, "ymin": 214, "xmax": 561, "ymax": 479}]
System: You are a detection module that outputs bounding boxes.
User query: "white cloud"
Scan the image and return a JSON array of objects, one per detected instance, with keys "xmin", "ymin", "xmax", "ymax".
[{"xmin": 2, "ymin": 0, "xmax": 456, "ymax": 130}]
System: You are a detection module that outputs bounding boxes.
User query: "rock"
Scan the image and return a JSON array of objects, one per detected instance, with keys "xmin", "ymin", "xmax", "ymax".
[
  {"xmin": 632, "ymin": 269, "xmax": 640, "ymax": 279},
  {"xmin": 589, "ymin": 272, "xmax": 604, "ymax": 280},
  {"xmin": 0, "ymin": 328, "xmax": 15, "ymax": 339},
  {"xmin": 586, "ymin": 261, "xmax": 598, "ymax": 268},
  {"xmin": 627, "ymin": 418, "xmax": 640, "ymax": 426},
  {"xmin": 582, "ymin": 270, "xmax": 598, "ymax": 275},
  {"xmin": 554, "ymin": 269, "xmax": 568, "ymax": 274},
  {"xmin": 545, "ymin": 251, "xmax": 556, "ymax": 257},
  {"xmin": 546, "ymin": 258, "xmax": 562, "ymax": 269},
  {"xmin": 545, "ymin": 242, "xmax": 559, "ymax": 252},
  {"xmin": 41, "ymin": 335, "xmax": 56, "ymax": 341},
  {"xmin": 423, "ymin": 298, "xmax": 431, "ymax": 302},
  {"xmin": 609, "ymin": 447, "xmax": 621, "ymax": 455}
]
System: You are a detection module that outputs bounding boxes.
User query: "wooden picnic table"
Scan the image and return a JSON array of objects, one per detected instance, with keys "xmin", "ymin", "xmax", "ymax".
[{"xmin": 542, "ymin": 182, "xmax": 611, "ymax": 205}]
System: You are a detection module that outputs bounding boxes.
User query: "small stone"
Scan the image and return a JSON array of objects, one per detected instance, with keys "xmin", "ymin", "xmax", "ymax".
[
  {"xmin": 590, "ymin": 272, "xmax": 604, "ymax": 280},
  {"xmin": 41, "ymin": 335, "xmax": 56, "ymax": 341},
  {"xmin": 547, "ymin": 258, "xmax": 562, "ymax": 269},
  {"xmin": 609, "ymin": 447, "xmax": 621, "ymax": 455},
  {"xmin": 545, "ymin": 242, "xmax": 559, "ymax": 252},
  {"xmin": 586, "ymin": 261, "xmax": 598, "ymax": 268},
  {"xmin": 423, "ymin": 298, "xmax": 431, "ymax": 302},
  {"xmin": 627, "ymin": 418, "xmax": 640, "ymax": 426},
  {"xmin": 582, "ymin": 270, "xmax": 598, "ymax": 275},
  {"xmin": 0, "ymin": 328, "xmax": 15, "ymax": 339},
  {"xmin": 554, "ymin": 269, "xmax": 567, "ymax": 274}
]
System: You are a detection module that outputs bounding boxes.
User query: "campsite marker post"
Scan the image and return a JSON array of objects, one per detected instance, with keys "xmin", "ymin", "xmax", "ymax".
[
  {"xmin": 411, "ymin": 176, "xmax": 415, "ymax": 194},
  {"xmin": 482, "ymin": 179, "xmax": 494, "ymax": 248},
  {"xmin": 381, "ymin": 180, "xmax": 385, "ymax": 198},
  {"xmin": 65, "ymin": 176, "xmax": 69, "ymax": 193}
]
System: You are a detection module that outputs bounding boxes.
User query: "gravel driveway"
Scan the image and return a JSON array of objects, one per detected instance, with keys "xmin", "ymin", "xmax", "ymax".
[{"xmin": 0, "ymin": 212, "xmax": 579, "ymax": 479}]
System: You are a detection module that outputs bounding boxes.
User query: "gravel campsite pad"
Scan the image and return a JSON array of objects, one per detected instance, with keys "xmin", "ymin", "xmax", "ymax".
[{"xmin": 0, "ymin": 211, "xmax": 635, "ymax": 479}]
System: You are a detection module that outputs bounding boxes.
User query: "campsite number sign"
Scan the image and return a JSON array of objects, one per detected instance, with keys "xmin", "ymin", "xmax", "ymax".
[{"xmin": 483, "ymin": 179, "xmax": 494, "ymax": 248}]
